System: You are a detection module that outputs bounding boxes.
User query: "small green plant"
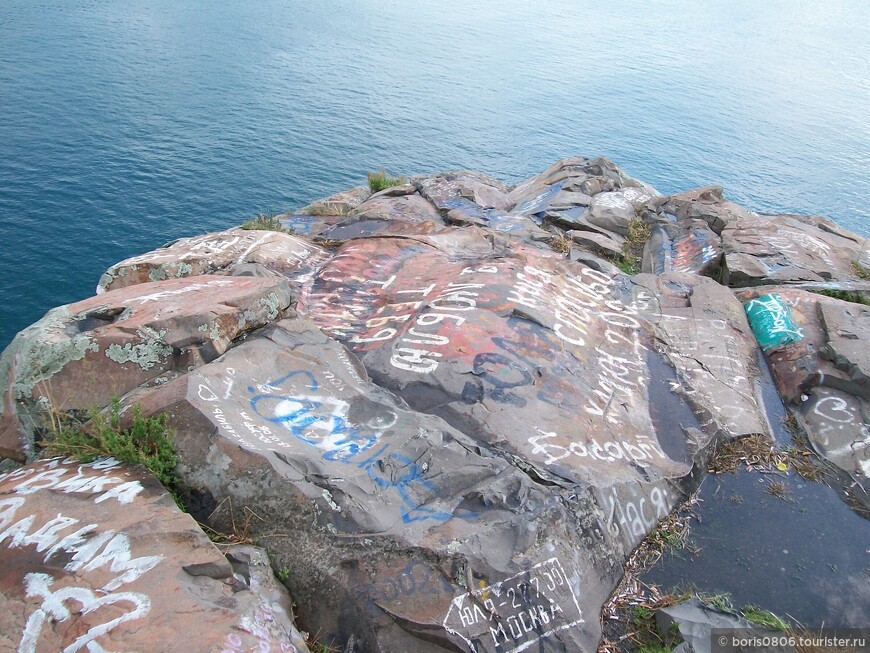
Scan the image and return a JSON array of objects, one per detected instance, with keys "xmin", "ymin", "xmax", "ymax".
[
  {"xmin": 240, "ymin": 213, "xmax": 293, "ymax": 234},
  {"xmin": 698, "ymin": 591, "xmax": 735, "ymax": 613},
  {"xmin": 44, "ymin": 399, "xmax": 178, "ymax": 493},
  {"xmin": 809, "ymin": 288, "xmax": 870, "ymax": 306},
  {"xmin": 617, "ymin": 257, "xmax": 639, "ymax": 275},
  {"xmin": 741, "ymin": 605, "xmax": 789, "ymax": 630},
  {"xmin": 277, "ymin": 565, "xmax": 290, "ymax": 583},
  {"xmin": 851, "ymin": 261, "xmax": 869, "ymax": 279},
  {"xmin": 367, "ymin": 169, "xmax": 406, "ymax": 193}
]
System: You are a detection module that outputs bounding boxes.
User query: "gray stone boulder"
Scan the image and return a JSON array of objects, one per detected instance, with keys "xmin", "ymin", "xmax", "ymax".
[
  {"xmin": 93, "ymin": 228, "xmax": 768, "ymax": 652},
  {"xmin": 506, "ymin": 157, "xmax": 646, "ymax": 206},
  {"xmin": 0, "ymin": 457, "xmax": 310, "ymax": 653},
  {"xmin": 567, "ymin": 229, "xmax": 625, "ymax": 259},
  {"xmin": 125, "ymin": 318, "xmax": 619, "ymax": 653},
  {"xmin": 299, "ymin": 185, "xmax": 371, "ymax": 216},
  {"xmin": 662, "ymin": 186, "xmax": 757, "ymax": 234},
  {"xmin": 722, "ymin": 215, "xmax": 867, "ymax": 287},
  {"xmin": 349, "ymin": 192, "xmax": 445, "ymax": 223},
  {"xmin": 0, "ymin": 275, "xmax": 293, "ymax": 460},
  {"xmin": 98, "ymin": 228, "xmax": 329, "ymax": 294},
  {"xmin": 415, "ymin": 171, "xmax": 512, "ymax": 214}
]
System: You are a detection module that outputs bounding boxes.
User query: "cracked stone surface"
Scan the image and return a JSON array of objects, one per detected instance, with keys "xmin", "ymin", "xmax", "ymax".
[
  {"xmin": 0, "ymin": 458, "xmax": 310, "ymax": 653},
  {"xmin": 98, "ymin": 228, "xmax": 329, "ymax": 294},
  {"xmin": 1, "ymin": 157, "xmax": 867, "ymax": 652},
  {"xmin": 0, "ymin": 276, "xmax": 293, "ymax": 459},
  {"xmin": 722, "ymin": 215, "xmax": 866, "ymax": 287},
  {"xmin": 735, "ymin": 287, "xmax": 870, "ymax": 496},
  {"xmin": 299, "ymin": 185, "xmax": 371, "ymax": 216},
  {"xmin": 661, "ymin": 186, "xmax": 757, "ymax": 234}
]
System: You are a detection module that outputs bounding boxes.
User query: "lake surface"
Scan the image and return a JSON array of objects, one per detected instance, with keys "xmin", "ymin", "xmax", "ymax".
[{"xmin": 2, "ymin": 0, "xmax": 870, "ymax": 348}]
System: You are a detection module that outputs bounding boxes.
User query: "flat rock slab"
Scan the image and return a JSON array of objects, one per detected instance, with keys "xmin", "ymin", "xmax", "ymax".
[
  {"xmin": 722, "ymin": 216, "xmax": 866, "ymax": 287},
  {"xmin": 299, "ymin": 185, "xmax": 371, "ymax": 216},
  {"xmin": 0, "ymin": 275, "xmax": 293, "ymax": 458},
  {"xmin": 349, "ymin": 193, "xmax": 446, "ymax": 224},
  {"xmin": 662, "ymin": 186, "xmax": 757, "ymax": 234},
  {"xmin": 0, "ymin": 458, "xmax": 309, "ymax": 653},
  {"xmin": 129, "ymin": 318, "xmax": 628, "ymax": 653},
  {"xmin": 98, "ymin": 228, "xmax": 329, "ymax": 293},
  {"xmin": 301, "ymin": 236, "xmax": 766, "ymax": 488},
  {"xmin": 800, "ymin": 386, "xmax": 869, "ymax": 488},
  {"xmin": 567, "ymin": 230, "xmax": 625, "ymax": 259}
]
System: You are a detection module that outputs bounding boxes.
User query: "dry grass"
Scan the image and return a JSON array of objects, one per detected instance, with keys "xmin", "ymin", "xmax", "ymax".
[
  {"xmin": 311, "ymin": 236, "xmax": 344, "ymax": 249},
  {"xmin": 764, "ymin": 479, "xmax": 793, "ymax": 502},
  {"xmin": 549, "ymin": 233, "xmax": 573, "ymax": 254},
  {"xmin": 240, "ymin": 213, "xmax": 294, "ymax": 234},
  {"xmin": 626, "ymin": 218, "xmax": 651, "ymax": 247},
  {"xmin": 598, "ymin": 493, "xmax": 702, "ymax": 652},
  {"xmin": 200, "ymin": 497, "xmax": 264, "ymax": 547},
  {"xmin": 707, "ymin": 434, "xmax": 780, "ymax": 474}
]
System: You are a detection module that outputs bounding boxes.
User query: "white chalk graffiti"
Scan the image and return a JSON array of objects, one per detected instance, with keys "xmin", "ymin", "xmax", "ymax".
[
  {"xmin": 604, "ymin": 485, "xmax": 671, "ymax": 545},
  {"xmin": 0, "ymin": 461, "xmax": 164, "ymax": 652},
  {"xmin": 126, "ymin": 278, "xmax": 236, "ymax": 305},
  {"xmin": 529, "ymin": 428, "xmax": 668, "ymax": 469},
  {"xmin": 442, "ymin": 558, "xmax": 583, "ymax": 653},
  {"xmin": 509, "ymin": 264, "xmax": 650, "ymax": 420},
  {"xmin": 19, "ymin": 572, "xmax": 151, "ymax": 653}
]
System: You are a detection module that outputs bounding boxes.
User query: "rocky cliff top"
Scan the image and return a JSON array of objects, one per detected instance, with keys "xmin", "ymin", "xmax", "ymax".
[{"xmin": 1, "ymin": 156, "xmax": 868, "ymax": 652}]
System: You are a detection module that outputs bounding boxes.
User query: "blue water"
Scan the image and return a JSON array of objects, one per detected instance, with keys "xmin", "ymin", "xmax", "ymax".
[{"xmin": 2, "ymin": 0, "xmax": 869, "ymax": 349}]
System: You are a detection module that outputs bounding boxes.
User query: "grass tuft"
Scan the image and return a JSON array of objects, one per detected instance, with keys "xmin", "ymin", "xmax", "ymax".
[
  {"xmin": 851, "ymin": 261, "xmax": 869, "ymax": 279},
  {"xmin": 240, "ymin": 213, "xmax": 294, "ymax": 234},
  {"xmin": 809, "ymin": 288, "xmax": 870, "ymax": 306},
  {"xmin": 548, "ymin": 233, "xmax": 572, "ymax": 255},
  {"xmin": 614, "ymin": 218, "xmax": 651, "ymax": 275},
  {"xmin": 367, "ymin": 169, "xmax": 406, "ymax": 193},
  {"xmin": 43, "ymin": 399, "xmax": 179, "ymax": 495},
  {"xmin": 764, "ymin": 479, "xmax": 793, "ymax": 502},
  {"xmin": 741, "ymin": 605, "xmax": 789, "ymax": 631}
]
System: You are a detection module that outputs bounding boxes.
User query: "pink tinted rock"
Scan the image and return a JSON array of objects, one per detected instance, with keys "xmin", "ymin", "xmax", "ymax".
[
  {"xmin": 98, "ymin": 228, "xmax": 329, "ymax": 293},
  {"xmin": 0, "ymin": 457, "xmax": 309, "ymax": 653},
  {"xmin": 0, "ymin": 275, "xmax": 293, "ymax": 456}
]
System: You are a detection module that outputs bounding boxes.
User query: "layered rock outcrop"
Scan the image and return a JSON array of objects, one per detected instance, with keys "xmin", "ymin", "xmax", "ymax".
[{"xmin": 1, "ymin": 157, "xmax": 868, "ymax": 652}]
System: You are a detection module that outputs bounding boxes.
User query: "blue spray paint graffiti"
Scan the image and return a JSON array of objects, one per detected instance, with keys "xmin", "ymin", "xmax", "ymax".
[{"xmin": 248, "ymin": 370, "xmax": 471, "ymax": 523}]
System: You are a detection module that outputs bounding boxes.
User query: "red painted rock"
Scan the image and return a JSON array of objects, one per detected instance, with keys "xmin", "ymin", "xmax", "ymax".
[
  {"xmin": 0, "ymin": 457, "xmax": 309, "ymax": 653},
  {"xmin": 642, "ymin": 221, "xmax": 723, "ymax": 276},
  {"xmin": 0, "ymin": 276, "xmax": 293, "ymax": 459},
  {"xmin": 98, "ymin": 228, "xmax": 329, "ymax": 293}
]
